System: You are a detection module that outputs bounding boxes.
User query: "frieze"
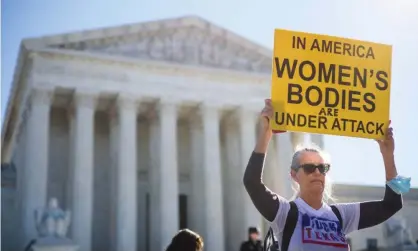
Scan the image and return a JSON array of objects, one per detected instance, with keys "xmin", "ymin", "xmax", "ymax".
[
  {"xmin": 61, "ymin": 26, "xmax": 272, "ymax": 74},
  {"xmin": 35, "ymin": 51, "xmax": 269, "ymax": 86},
  {"xmin": 34, "ymin": 64, "xmax": 129, "ymax": 83}
]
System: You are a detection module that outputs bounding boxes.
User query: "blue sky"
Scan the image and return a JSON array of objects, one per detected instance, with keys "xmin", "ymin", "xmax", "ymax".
[{"xmin": 2, "ymin": 0, "xmax": 417, "ymax": 187}]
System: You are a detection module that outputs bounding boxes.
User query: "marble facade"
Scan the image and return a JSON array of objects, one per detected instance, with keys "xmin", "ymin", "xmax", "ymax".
[{"xmin": 1, "ymin": 16, "xmax": 320, "ymax": 251}]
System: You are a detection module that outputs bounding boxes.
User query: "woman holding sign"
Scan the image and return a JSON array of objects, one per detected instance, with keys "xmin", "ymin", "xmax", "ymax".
[{"xmin": 243, "ymin": 99, "xmax": 411, "ymax": 251}]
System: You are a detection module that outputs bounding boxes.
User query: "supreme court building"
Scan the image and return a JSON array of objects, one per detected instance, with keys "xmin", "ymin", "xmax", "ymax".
[{"xmin": 1, "ymin": 15, "xmax": 323, "ymax": 251}]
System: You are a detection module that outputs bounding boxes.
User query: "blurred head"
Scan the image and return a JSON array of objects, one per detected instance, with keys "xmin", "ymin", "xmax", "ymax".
[
  {"xmin": 248, "ymin": 227, "xmax": 260, "ymax": 241},
  {"xmin": 166, "ymin": 229, "xmax": 204, "ymax": 251},
  {"xmin": 48, "ymin": 198, "xmax": 58, "ymax": 208},
  {"xmin": 290, "ymin": 144, "xmax": 333, "ymax": 203}
]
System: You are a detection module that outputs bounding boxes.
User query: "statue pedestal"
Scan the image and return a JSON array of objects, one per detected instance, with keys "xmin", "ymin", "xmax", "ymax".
[{"xmin": 32, "ymin": 237, "xmax": 79, "ymax": 251}]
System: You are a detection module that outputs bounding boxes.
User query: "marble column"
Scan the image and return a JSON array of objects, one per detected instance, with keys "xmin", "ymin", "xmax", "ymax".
[
  {"xmin": 149, "ymin": 112, "xmax": 161, "ymax": 251},
  {"xmin": 201, "ymin": 103, "xmax": 225, "ymax": 251},
  {"xmin": 222, "ymin": 117, "xmax": 243, "ymax": 251},
  {"xmin": 311, "ymin": 133, "xmax": 324, "ymax": 149},
  {"xmin": 66, "ymin": 108, "xmax": 75, "ymax": 217},
  {"xmin": 70, "ymin": 92, "xmax": 97, "ymax": 251},
  {"xmin": 115, "ymin": 96, "xmax": 138, "ymax": 251},
  {"xmin": 238, "ymin": 107, "xmax": 262, "ymax": 232},
  {"xmin": 290, "ymin": 132, "xmax": 305, "ymax": 150},
  {"xmin": 189, "ymin": 116, "xmax": 205, "ymax": 237},
  {"xmin": 21, "ymin": 88, "xmax": 52, "ymax": 243},
  {"xmin": 108, "ymin": 107, "xmax": 119, "ymax": 251},
  {"xmin": 158, "ymin": 99, "xmax": 179, "ymax": 249},
  {"xmin": 274, "ymin": 133, "xmax": 294, "ymax": 199}
]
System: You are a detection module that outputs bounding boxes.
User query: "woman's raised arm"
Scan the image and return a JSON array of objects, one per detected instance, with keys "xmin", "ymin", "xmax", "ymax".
[
  {"xmin": 334, "ymin": 123, "xmax": 405, "ymax": 234},
  {"xmin": 358, "ymin": 185, "xmax": 402, "ymax": 229},
  {"xmin": 243, "ymin": 99, "xmax": 283, "ymax": 222},
  {"xmin": 359, "ymin": 123, "xmax": 404, "ymax": 228}
]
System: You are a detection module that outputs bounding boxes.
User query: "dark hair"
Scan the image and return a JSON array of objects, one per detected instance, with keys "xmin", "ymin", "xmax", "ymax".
[
  {"xmin": 166, "ymin": 229, "xmax": 204, "ymax": 251},
  {"xmin": 248, "ymin": 227, "xmax": 259, "ymax": 234}
]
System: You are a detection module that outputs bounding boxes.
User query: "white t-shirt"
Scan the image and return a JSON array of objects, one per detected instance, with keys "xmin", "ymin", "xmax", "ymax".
[{"xmin": 270, "ymin": 197, "xmax": 360, "ymax": 251}]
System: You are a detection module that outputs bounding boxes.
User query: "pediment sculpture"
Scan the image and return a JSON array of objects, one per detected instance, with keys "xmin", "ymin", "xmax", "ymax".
[{"xmin": 53, "ymin": 26, "xmax": 272, "ymax": 74}]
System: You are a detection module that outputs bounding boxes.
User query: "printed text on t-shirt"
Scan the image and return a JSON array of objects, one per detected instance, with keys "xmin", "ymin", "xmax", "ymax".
[{"xmin": 301, "ymin": 214, "xmax": 348, "ymax": 248}]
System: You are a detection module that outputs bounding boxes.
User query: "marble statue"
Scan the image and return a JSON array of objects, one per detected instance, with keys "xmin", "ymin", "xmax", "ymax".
[
  {"xmin": 35, "ymin": 197, "xmax": 71, "ymax": 238},
  {"xmin": 384, "ymin": 216, "xmax": 415, "ymax": 249},
  {"xmin": 31, "ymin": 198, "xmax": 78, "ymax": 251}
]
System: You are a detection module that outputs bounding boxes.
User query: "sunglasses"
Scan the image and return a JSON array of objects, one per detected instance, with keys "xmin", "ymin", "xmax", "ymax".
[{"xmin": 298, "ymin": 163, "xmax": 330, "ymax": 175}]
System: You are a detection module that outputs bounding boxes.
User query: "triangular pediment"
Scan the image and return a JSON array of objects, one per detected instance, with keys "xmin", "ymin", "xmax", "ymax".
[{"xmin": 25, "ymin": 16, "xmax": 272, "ymax": 73}]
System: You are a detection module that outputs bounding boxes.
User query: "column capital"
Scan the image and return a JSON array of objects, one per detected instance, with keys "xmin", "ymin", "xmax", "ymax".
[
  {"xmin": 116, "ymin": 95, "xmax": 139, "ymax": 111},
  {"xmin": 156, "ymin": 98, "xmax": 181, "ymax": 115},
  {"xmin": 153, "ymin": 98, "xmax": 180, "ymax": 121},
  {"xmin": 199, "ymin": 101, "xmax": 222, "ymax": 110},
  {"xmin": 310, "ymin": 133, "xmax": 324, "ymax": 149},
  {"xmin": 197, "ymin": 102, "xmax": 224, "ymax": 119},
  {"xmin": 236, "ymin": 105, "xmax": 259, "ymax": 122},
  {"xmin": 197, "ymin": 103, "xmax": 225, "ymax": 129},
  {"xmin": 28, "ymin": 87, "xmax": 53, "ymax": 106},
  {"xmin": 159, "ymin": 97, "xmax": 181, "ymax": 106},
  {"xmin": 238, "ymin": 104, "xmax": 260, "ymax": 113},
  {"xmin": 73, "ymin": 92, "xmax": 98, "ymax": 109},
  {"xmin": 290, "ymin": 132, "xmax": 305, "ymax": 150}
]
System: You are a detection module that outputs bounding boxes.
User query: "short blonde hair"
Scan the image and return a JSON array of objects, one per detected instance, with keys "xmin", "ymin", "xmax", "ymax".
[{"xmin": 290, "ymin": 143, "xmax": 335, "ymax": 204}]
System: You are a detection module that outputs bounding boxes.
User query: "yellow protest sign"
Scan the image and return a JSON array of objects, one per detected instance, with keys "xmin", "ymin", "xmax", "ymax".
[{"xmin": 270, "ymin": 29, "xmax": 392, "ymax": 139}]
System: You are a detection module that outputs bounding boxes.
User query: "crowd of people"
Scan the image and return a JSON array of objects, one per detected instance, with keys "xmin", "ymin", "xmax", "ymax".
[{"xmin": 163, "ymin": 99, "xmax": 409, "ymax": 251}]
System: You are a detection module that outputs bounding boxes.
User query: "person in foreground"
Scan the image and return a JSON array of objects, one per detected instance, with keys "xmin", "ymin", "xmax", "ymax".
[
  {"xmin": 243, "ymin": 99, "xmax": 409, "ymax": 251},
  {"xmin": 165, "ymin": 229, "xmax": 204, "ymax": 251}
]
